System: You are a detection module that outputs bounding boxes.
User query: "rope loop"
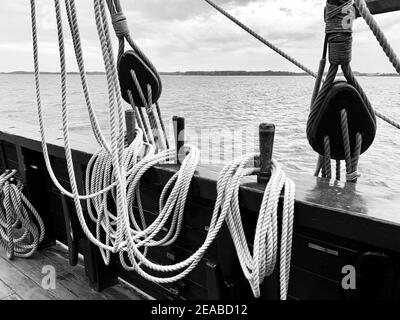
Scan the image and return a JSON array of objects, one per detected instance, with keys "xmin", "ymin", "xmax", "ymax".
[{"xmin": 29, "ymin": 0, "xmax": 298, "ymax": 297}]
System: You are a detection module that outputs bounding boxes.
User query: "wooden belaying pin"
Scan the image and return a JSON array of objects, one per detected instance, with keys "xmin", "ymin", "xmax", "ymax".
[
  {"xmin": 173, "ymin": 116, "xmax": 185, "ymax": 165},
  {"xmin": 125, "ymin": 109, "xmax": 136, "ymax": 146},
  {"xmin": 258, "ymin": 123, "xmax": 275, "ymax": 183}
]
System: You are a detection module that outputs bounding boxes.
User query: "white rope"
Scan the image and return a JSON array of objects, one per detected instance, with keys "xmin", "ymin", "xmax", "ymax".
[
  {"xmin": 30, "ymin": 0, "xmax": 204, "ymax": 273},
  {"xmin": 30, "ymin": 0, "xmax": 295, "ymax": 298},
  {"xmin": 0, "ymin": 170, "xmax": 45, "ymax": 259},
  {"xmin": 354, "ymin": 0, "xmax": 400, "ymax": 75},
  {"xmin": 204, "ymin": 0, "xmax": 400, "ymax": 130},
  {"xmin": 223, "ymin": 156, "xmax": 295, "ymax": 299}
]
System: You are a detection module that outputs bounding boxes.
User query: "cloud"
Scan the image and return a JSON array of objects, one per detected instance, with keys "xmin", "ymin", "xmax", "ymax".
[{"xmin": 0, "ymin": 0, "xmax": 399, "ymax": 72}]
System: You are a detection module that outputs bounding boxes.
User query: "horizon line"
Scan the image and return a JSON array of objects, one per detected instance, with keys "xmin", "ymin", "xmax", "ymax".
[{"xmin": 1, "ymin": 70, "xmax": 399, "ymax": 76}]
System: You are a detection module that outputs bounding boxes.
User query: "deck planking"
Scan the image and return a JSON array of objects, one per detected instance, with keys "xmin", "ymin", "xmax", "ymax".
[
  {"xmin": 0, "ymin": 243, "xmax": 145, "ymax": 300},
  {"xmin": 0, "ymin": 279, "xmax": 14, "ymax": 300}
]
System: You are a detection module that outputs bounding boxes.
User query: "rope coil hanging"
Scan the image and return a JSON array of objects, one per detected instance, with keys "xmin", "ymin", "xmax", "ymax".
[
  {"xmin": 0, "ymin": 170, "xmax": 45, "ymax": 259},
  {"xmin": 106, "ymin": 0, "xmax": 169, "ymax": 151},
  {"xmin": 29, "ymin": 0, "xmax": 296, "ymax": 298},
  {"xmin": 307, "ymin": 0, "xmax": 377, "ymax": 183},
  {"xmin": 30, "ymin": 0, "xmax": 200, "ymax": 262},
  {"xmin": 223, "ymin": 156, "xmax": 295, "ymax": 299}
]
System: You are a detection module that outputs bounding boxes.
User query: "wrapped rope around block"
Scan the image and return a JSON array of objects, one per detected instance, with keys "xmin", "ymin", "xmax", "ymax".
[{"xmin": 308, "ymin": 0, "xmax": 375, "ymax": 182}]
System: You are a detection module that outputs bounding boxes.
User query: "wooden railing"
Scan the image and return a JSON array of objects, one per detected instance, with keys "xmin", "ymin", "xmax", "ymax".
[{"xmin": 1, "ymin": 118, "xmax": 399, "ymax": 299}]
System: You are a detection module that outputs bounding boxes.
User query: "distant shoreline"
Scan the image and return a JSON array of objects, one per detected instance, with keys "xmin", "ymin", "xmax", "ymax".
[{"xmin": 1, "ymin": 70, "xmax": 398, "ymax": 77}]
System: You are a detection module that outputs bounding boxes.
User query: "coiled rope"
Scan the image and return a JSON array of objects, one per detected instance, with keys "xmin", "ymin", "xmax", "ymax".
[
  {"xmin": 30, "ymin": 0, "xmax": 219, "ymax": 284},
  {"xmin": 30, "ymin": 0, "xmax": 295, "ymax": 298},
  {"xmin": 106, "ymin": 0, "xmax": 169, "ymax": 151},
  {"xmin": 0, "ymin": 170, "xmax": 45, "ymax": 259},
  {"xmin": 223, "ymin": 155, "xmax": 295, "ymax": 299},
  {"xmin": 30, "ymin": 0, "xmax": 196, "ymax": 251},
  {"xmin": 204, "ymin": 0, "xmax": 400, "ymax": 130}
]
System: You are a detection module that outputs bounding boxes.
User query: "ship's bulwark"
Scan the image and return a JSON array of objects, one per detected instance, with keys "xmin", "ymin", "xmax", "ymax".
[{"xmin": 0, "ymin": 118, "xmax": 399, "ymax": 300}]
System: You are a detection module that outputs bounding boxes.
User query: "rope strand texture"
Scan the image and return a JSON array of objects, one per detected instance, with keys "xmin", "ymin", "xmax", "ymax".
[
  {"xmin": 354, "ymin": 0, "xmax": 400, "ymax": 75},
  {"xmin": 309, "ymin": 2, "xmax": 373, "ymax": 182},
  {"xmin": 0, "ymin": 170, "xmax": 45, "ymax": 259},
  {"xmin": 204, "ymin": 0, "xmax": 400, "ymax": 130},
  {"xmin": 31, "ymin": 0, "xmax": 296, "ymax": 295},
  {"xmin": 223, "ymin": 156, "xmax": 295, "ymax": 299},
  {"xmin": 30, "ymin": 0, "xmax": 207, "ymax": 281}
]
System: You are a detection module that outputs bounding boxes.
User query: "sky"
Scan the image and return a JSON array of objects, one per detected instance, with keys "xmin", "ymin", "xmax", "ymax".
[{"xmin": 0, "ymin": 0, "xmax": 400, "ymax": 73}]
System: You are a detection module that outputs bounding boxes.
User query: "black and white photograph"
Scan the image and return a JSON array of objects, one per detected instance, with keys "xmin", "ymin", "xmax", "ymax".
[{"xmin": 0, "ymin": 0, "xmax": 399, "ymax": 310}]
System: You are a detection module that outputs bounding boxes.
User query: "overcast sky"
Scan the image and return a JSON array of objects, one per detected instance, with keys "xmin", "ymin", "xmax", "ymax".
[{"xmin": 1, "ymin": 0, "xmax": 400, "ymax": 73}]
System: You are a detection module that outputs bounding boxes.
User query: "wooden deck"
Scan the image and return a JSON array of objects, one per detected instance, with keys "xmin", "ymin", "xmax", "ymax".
[{"xmin": 0, "ymin": 243, "xmax": 145, "ymax": 300}]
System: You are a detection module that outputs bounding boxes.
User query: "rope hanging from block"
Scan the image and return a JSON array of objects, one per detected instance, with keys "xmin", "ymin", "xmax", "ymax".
[
  {"xmin": 106, "ymin": 0, "xmax": 169, "ymax": 151},
  {"xmin": 204, "ymin": 0, "xmax": 400, "ymax": 131},
  {"xmin": 29, "ymin": 0, "xmax": 200, "ymax": 258},
  {"xmin": 307, "ymin": 0, "xmax": 377, "ymax": 183},
  {"xmin": 0, "ymin": 170, "xmax": 45, "ymax": 259},
  {"xmin": 29, "ymin": 0, "xmax": 297, "ymax": 297},
  {"xmin": 31, "ymin": 1, "xmax": 296, "ymax": 294}
]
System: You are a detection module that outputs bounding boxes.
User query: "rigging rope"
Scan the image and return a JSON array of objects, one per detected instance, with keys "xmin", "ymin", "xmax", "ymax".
[
  {"xmin": 30, "ymin": 0, "xmax": 295, "ymax": 298},
  {"xmin": 30, "ymin": 0, "xmax": 215, "ymax": 283},
  {"xmin": 30, "ymin": 0, "xmax": 195, "ymax": 252},
  {"xmin": 203, "ymin": 0, "xmax": 317, "ymax": 78},
  {"xmin": 354, "ymin": 0, "xmax": 400, "ymax": 75},
  {"xmin": 310, "ymin": 1, "xmax": 370, "ymax": 183},
  {"xmin": 204, "ymin": 0, "xmax": 400, "ymax": 130},
  {"xmin": 106, "ymin": 0, "xmax": 169, "ymax": 151},
  {"xmin": 0, "ymin": 170, "xmax": 45, "ymax": 259},
  {"xmin": 27, "ymin": 0, "xmax": 400, "ymax": 298}
]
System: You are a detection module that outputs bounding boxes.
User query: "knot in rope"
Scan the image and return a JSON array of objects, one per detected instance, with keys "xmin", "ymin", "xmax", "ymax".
[
  {"xmin": 325, "ymin": 0, "xmax": 355, "ymax": 65},
  {"xmin": 111, "ymin": 12, "xmax": 130, "ymax": 38}
]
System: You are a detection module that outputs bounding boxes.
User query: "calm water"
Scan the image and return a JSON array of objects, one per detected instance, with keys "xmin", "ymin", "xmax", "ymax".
[{"xmin": 1, "ymin": 74, "xmax": 400, "ymax": 193}]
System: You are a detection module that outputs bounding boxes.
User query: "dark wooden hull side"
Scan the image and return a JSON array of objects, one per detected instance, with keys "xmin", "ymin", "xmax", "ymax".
[{"xmin": 0, "ymin": 121, "xmax": 400, "ymax": 300}]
